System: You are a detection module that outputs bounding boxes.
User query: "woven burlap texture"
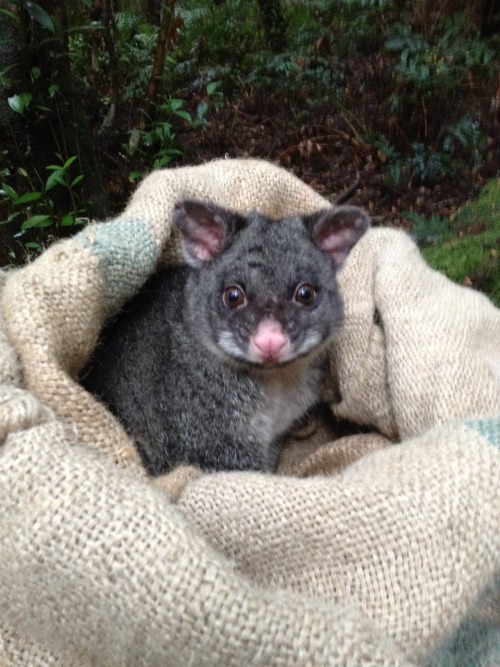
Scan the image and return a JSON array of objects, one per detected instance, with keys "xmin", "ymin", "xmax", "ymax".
[{"xmin": 0, "ymin": 158, "xmax": 499, "ymax": 666}]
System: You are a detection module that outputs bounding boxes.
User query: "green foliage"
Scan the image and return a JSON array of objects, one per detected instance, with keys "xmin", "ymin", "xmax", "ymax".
[
  {"xmin": 245, "ymin": 51, "xmax": 345, "ymax": 106},
  {"xmin": 383, "ymin": 15, "xmax": 494, "ymax": 184},
  {"xmin": 195, "ymin": 81, "xmax": 224, "ymax": 127},
  {"xmin": 115, "ymin": 12, "xmax": 159, "ymax": 102},
  {"xmin": 419, "ymin": 179, "xmax": 500, "ymax": 305},
  {"xmin": 442, "ymin": 115, "xmax": 486, "ymax": 176},
  {"xmin": 372, "ymin": 112, "xmax": 486, "ymax": 187},
  {"xmin": 176, "ymin": 0, "xmax": 261, "ymax": 67},
  {"xmin": 7, "ymin": 92, "xmax": 32, "ymax": 114},
  {"xmin": 24, "ymin": 2, "xmax": 56, "ymax": 34},
  {"xmin": 1, "ymin": 2, "xmax": 98, "ymax": 240},
  {"xmin": 69, "ymin": 10, "xmax": 160, "ymax": 103},
  {"xmin": 407, "ymin": 143, "xmax": 449, "ymax": 186},
  {"xmin": 0, "ymin": 155, "xmax": 86, "ymax": 259},
  {"xmin": 1, "ymin": 0, "xmax": 499, "ymax": 270},
  {"xmin": 176, "ymin": 1, "xmax": 495, "ymax": 188},
  {"xmin": 1, "ymin": 1, "xmax": 56, "ymax": 33},
  {"xmin": 330, "ymin": 0, "xmax": 389, "ymax": 57},
  {"xmin": 404, "ymin": 211, "xmax": 451, "ymax": 246},
  {"xmin": 386, "ymin": 18, "xmax": 493, "ymax": 93},
  {"xmin": 128, "ymin": 100, "xmax": 187, "ymax": 171},
  {"xmin": 126, "ymin": 83, "xmax": 225, "ymax": 178}
]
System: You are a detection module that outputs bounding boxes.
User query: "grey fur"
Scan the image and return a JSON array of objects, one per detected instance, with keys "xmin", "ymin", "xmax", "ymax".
[{"xmin": 81, "ymin": 200, "xmax": 369, "ymax": 475}]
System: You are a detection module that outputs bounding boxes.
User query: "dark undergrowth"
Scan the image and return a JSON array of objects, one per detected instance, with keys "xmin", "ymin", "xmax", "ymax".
[{"xmin": 0, "ymin": 0, "xmax": 499, "ymax": 300}]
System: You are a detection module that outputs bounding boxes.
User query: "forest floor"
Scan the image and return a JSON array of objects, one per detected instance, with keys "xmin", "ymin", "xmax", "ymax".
[
  {"xmin": 2, "ymin": 87, "xmax": 498, "ymax": 301},
  {"xmin": 175, "ymin": 92, "xmax": 499, "ymax": 233},
  {"xmin": 166, "ymin": 92, "xmax": 499, "ymax": 302}
]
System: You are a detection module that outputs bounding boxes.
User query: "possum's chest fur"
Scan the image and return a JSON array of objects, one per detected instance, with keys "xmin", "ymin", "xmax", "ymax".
[
  {"xmin": 82, "ymin": 266, "xmax": 329, "ymax": 474},
  {"xmin": 247, "ymin": 357, "xmax": 324, "ymax": 446}
]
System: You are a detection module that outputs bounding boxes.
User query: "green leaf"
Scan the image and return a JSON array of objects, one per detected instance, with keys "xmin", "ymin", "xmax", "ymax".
[
  {"xmin": 169, "ymin": 98, "xmax": 184, "ymax": 111},
  {"xmin": 45, "ymin": 170, "xmax": 65, "ymax": 191},
  {"xmin": 8, "ymin": 92, "xmax": 32, "ymax": 115},
  {"xmin": 0, "ymin": 212, "xmax": 22, "ymax": 225},
  {"xmin": 60, "ymin": 214, "xmax": 76, "ymax": 227},
  {"xmin": 128, "ymin": 171, "xmax": 143, "ymax": 183},
  {"xmin": 8, "ymin": 94, "xmax": 25, "ymax": 115},
  {"xmin": 174, "ymin": 109, "xmax": 192, "ymax": 123},
  {"xmin": 21, "ymin": 214, "xmax": 52, "ymax": 230},
  {"xmin": 71, "ymin": 174, "xmax": 84, "ymax": 187},
  {"xmin": 1, "ymin": 183, "xmax": 18, "ymax": 201},
  {"xmin": 25, "ymin": 242, "xmax": 43, "ymax": 251},
  {"xmin": 0, "ymin": 9, "xmax": 17, "ymax": 20},
  {"xmin": 207, "ymin": 81, "xmax": 220, "ymax": 96},
  {"xmin": 20, "ymin": 91, "xmax": 32, "ymax": 106},
  {"xmin": 14, "ymin": 191, "xmax": 43, "ymax": 205},
  {"xmin": 63, "ymin": 155, "xmax": 78, "ymax": 169},
  {"xmin": 196, "ymin": 101, "xmax": 208, "ymax": 120},
  {"xmin": 25, "ymin": 2, "xmax": 56, "ymax": 34}
]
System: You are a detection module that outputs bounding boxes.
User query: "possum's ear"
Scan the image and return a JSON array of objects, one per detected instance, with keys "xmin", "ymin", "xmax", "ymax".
[
  {"xmin": 173, "ymin": 200, "xmax": 246, "ymax": 267},
  {"xmin": 306, "ymin": 205, "xmax": 370, "ymax": 268}
]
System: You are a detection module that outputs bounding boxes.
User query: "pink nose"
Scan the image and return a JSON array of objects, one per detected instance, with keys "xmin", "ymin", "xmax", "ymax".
[{"xmin": 251, "ymin": 321, "xmax": 287, "ymax": 362}]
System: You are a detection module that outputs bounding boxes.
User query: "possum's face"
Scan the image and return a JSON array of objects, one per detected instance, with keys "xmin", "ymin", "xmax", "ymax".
[
  {"xmin": 173, "ymin": 200, "xmax": 369, "ymax": 368},
  {"xmin": 187, "ymin": 218, "xmax": 344, "ymax": 367}
]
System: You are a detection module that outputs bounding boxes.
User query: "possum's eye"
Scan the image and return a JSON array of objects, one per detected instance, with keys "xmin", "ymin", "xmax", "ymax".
[
  {"xmin": 223, "ymin": 285, "xmax": 246, "ymax": 309},
  {"xmin": 294, "ymin": 283, "xmax": 316, "ymax": 305}
]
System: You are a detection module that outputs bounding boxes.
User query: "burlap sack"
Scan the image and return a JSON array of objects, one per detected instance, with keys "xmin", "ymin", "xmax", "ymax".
[{"xmin": 1, "ymin": 159, "xmax": 499, "ymax": 666}]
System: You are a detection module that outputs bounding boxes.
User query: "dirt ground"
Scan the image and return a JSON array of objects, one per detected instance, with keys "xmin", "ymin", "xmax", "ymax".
[{"xmin": 180, "ymin": 94, "xmax": 499, "ymax": 231}]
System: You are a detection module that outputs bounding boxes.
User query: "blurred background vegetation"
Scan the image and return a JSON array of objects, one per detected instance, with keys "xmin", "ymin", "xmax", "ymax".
[{"xmin": 0, "ymin": 0, "xmax": 499, "ymax": 301}]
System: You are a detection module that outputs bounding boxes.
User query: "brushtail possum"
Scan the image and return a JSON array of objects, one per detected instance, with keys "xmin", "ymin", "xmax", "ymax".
[{"xmin": 81, "ymin": 200, "xmax": 369, "ymax": 475}]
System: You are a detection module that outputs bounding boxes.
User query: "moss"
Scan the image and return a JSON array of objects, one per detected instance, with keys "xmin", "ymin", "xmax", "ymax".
[{"xmin": 422, "ymin": 178, "xmax": 500, "ymax": 306}]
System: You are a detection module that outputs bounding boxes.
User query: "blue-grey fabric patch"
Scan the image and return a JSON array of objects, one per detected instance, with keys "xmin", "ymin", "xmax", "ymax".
[
  {"xmin": 427, "ymin": 580, "xmax": 500, "ymax": 667},
  {"xmin": 466, "ymin": 418, "xmax": 500, "ymax": 449},
  {"xmin": 428, "ymin": 619, "xmax": 500, "ymax": 667},
  {"xmin": 77, "ymin": 218, "xmax": 158, "ymax": 316}
]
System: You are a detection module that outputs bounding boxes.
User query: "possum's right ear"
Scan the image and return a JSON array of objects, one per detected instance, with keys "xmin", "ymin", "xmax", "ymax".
[
  {"xmin": 173, "ymin": 200, "xmax": 246, "ymax": 267},
  {"xmin": 306, "ymin": 205, "xmax": 370, "ymax": 268}
]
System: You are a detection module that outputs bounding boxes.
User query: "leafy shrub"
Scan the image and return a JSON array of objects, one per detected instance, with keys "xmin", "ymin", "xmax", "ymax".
[
  {"xmin": 1, "ymin": 155, "xmax": 86, "ymax": 259},
  {"xmin": 419, "ymin": 179, "xmax": 500, "ymax": 305},
  {"xmin": 115, "ymin": 12, "xmax": 159, "ymax": 102},
  {"xmin": 386, "ymin": 17, "xmax": 494, "ymax": 94},
  {"xmin": 386, "ymin": 18, "xmax": 493, "ymax": 132},
  {"xmin": 404, "ymin": 211, "xmax": 451, "ymax": 246},
  {"xmin": 1, "ymin": 0, "xmax": 498, "ymax": 266},
  {"xmin": 175, "ymin": 0, "xmax": 261, "ymax": 70}
]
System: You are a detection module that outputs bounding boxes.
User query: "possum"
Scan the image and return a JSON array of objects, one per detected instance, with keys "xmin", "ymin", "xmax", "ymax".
[{"xmin": 81, "ymin": 199, "xmax": 369, "ymax": 475}]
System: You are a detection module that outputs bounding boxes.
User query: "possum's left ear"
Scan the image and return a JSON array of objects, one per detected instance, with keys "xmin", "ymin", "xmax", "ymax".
[
  {"xmin": 306, "ymin": 205, "xmax": 370, "ymax": 268},
  {"xmin": 173, "ymin": 200, "xmax": 247, "ymax": 267}
]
